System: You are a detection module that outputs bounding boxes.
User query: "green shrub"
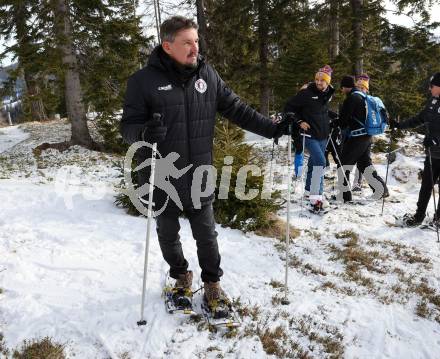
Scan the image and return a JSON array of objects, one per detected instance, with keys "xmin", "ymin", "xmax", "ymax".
[{"xmin": 213, "ymin": 120, "xmax": 282, "ymax": 232}]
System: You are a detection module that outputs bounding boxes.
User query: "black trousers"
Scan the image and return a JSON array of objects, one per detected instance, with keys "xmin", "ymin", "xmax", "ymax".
[
  {"xmin": 325, "ymin": 130, "xmax": 362, "ymax": 185},
  {"xmin": 416, "ymin": 156, "xmax": 440, "ymax": 218},
  {"xmin": 339, "ymin": 135, "xmax": 387, "ymax": 199},
  {"xmin": 155, "ymin": 204, "xmax": 223, "ymax": 283}
]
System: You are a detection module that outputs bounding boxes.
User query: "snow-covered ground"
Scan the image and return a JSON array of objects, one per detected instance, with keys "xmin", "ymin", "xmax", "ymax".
[
  {"xmin": 0, "ymin": 126, "xmax": 28, "ymax": 153},
  {"xmin": 1, "ymin": 122, "xmax": 440, "ymax": 358}
]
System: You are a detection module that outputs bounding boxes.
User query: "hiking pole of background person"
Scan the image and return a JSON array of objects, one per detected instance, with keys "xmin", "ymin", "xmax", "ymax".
[
  {"xmin": 298, "ymin": 132, "xmax": 310, "ymax": 212},
  {"xmin": 389, "ymin": 72, "xmax": 440, "ymax": 229},
  {"xmin": 381, "ymin": 119, "xmax": 397, "ymax": 216},
  {"xmin": 425, "ymin": 123, "xmax": 440, "ymax": 242},
  {"xmin": 283, "ymin": 65, "xmax": 335, "ymax": 212},
  {"xmin": 282, "ymin": 122, "xmax": 293, "ymax": 305},
  {"xmin": 328, "ymin": 125, "xmax": 353, "ymax": 195},
  {"xmin": 137, "ymin": 114, "xmax": 160, "ymax": 326}
]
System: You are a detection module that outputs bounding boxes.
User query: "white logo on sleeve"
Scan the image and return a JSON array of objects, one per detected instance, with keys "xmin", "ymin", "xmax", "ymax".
[
  {"xmin": 195, "ymin": 79, "xmax": 207, "ymax": 93},
  {"xmin": 158, "ymin": 84, "xmax": 172, "ymax": 91}
]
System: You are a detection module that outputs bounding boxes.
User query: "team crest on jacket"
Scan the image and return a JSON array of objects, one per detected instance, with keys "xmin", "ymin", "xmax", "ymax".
[{"xmin": 195, "ymin": 79, "xmax": 207, "ymax": 94}]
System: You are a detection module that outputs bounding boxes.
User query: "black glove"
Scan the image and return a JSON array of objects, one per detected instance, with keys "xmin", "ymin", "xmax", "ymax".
[
  {"xmin": 388, "ymin": 118, "xmax": 399, "ymax": 130},
  {"xmin": 328, "ymin": 110, "xmax": 339, "ymax": 121},
  {"xmin": 273, "ymin": 112, "xmax": 297, "ymax": 140},
  {"xmin": 142, "ymin": 113, "xmax": 167, "ymax": 143},
  {"xmin": 423, "ymin": 136, "xmax": 440, "ymax": 148}
]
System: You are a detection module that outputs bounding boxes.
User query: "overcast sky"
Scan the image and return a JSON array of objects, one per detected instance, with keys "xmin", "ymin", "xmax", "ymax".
[{"xmin": 1, "ymin": 0, "xmax": 439, "ymax": 67}]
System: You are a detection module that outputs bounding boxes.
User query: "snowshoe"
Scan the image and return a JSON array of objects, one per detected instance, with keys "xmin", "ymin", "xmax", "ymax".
[
  {"xmin": 352, "ymin": 183, "xmax": 362, "ymax": 192},
  {"xmin": 402, "ymin": 213, "xmax": 424, "ymax": 227},
  {"xmin": 308, "ymin": 200, "xmax": 323, "ymax": 214},
  {"xmin": 200, "ymin": 282, "xmax": 240, "ymax": 329},
  {"xmin": 163, "ymin": 272, "xmax": 197, "ymax": 315},
  {"xmin": 392, "ymin": 213, "xmax": 424, "ymax": 228},
  {"xmin": 420, "ymin": 216, "xmax": 440, "ymax": 232},
  {"xmin": 306, "ymin": 200, "xmax": 336, "ymax": 215}
]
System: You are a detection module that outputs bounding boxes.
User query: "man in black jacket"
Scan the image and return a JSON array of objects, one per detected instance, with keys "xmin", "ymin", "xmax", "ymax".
[
  {"xmin": 120, "ymin": 16, "xmax": 287, "ymax": 316},
  {"xmin": 337, "ymin": 74, "xmax": 389, "ymax": 202},
  {"xmin": 390, "ymin": 72, "xmax": 440, "ymax": 226},
  {"xmin": 284, "ymin": 65, "xmax": 335, "ymax": 212}
]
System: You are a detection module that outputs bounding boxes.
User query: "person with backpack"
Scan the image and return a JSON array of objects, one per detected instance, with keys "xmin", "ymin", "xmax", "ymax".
[
  {"xmin": 389, "ymin": 72, "xmax": 440, "ymax": 227},
  {"xmin": 336, "ymin": 74, "xmax": 389, "ymax": 202},
  {"xmin": 338, "ymin": 76, "xmax": 364, "ymax": 191},
  {"xmin": 284, "ymin": 65, "xmax": 335, "ymax": 212}
]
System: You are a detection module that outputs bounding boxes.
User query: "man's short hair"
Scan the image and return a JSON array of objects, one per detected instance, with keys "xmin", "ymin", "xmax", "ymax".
[{"xmin": 160, "ymin": 16, "xmax": 198, "ymax": 43}]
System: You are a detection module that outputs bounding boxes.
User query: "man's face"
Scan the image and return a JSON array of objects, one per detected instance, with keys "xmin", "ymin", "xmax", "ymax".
[
  {"xmin": 341, "ymin": 87, "xmax": 351, "ymax": 95},
  {"xmin": 430, "ymin": 84, "xmax": 440, "ymax": 97},
  {"xmin": 162, "ymin": 28, "xmax": 199, "ymax": 67},
  {"xmin": 315, "ymin": 75, "xmax": 329, "ymax": 92}
]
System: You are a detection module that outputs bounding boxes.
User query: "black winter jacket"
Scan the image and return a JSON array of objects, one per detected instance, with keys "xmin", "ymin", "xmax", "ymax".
[
  {"xmin": 120, "ymin": 46, "xmax": 277, "ymax": 213},
  {"xmin": 283, "ymin": 83, "xmax": 335, "ymax": 140},
  {"xmin": 398, "ymin": 96, "xmax": 440, "ymax": 159},
  {"xmin": 339, "ymin": 88, "xmax": 367, "ymax": 133}
]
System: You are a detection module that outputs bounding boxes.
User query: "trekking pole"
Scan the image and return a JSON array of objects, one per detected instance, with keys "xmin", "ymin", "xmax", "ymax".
[
  {"xmin": 329, "ymin": 135, "xmax": 352, "ymax": 196},
  {"xmin": 381, "ymin": 125, "xmax": 395, "ymax": 216},
  {"xmin": 291, "ymin": 135, "xmax": 305, "ymax": 197},
  {"xmin": 137, "ymin": 114, "xmax": 160, "ymax": 326},
  {"xmin": 269, "ymin": 140, "xmax": 276, "ymax": 186},
  {"xmin": 282, "ymin": 123, "xmax": 293, "ymax": 305},
  {"xmin": 424, "ymin": 123, "xmax": 440, "ymax": 243},
  {"xmin": 299, "ymin": 133, "xmax": 309, "ymax": 212}
]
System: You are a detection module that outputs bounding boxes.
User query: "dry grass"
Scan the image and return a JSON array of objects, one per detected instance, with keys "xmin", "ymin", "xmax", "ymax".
[
  {"xmin": 256, "ymin": 213, "xmax": 301, "ymax": 240},
  {"xmin": 329, "ymin": 235, "xmax": 388, "ymax": 275},
  {"xmin": 415, "ymin": 300, "xmax": 430, "ymax": 318},
  {"xmin": 231, "ymin": 297, "xmax": 261, "ymax": 321},
  {"xmin": 303, "ymin": 263, "xmax": 327, "ymax": 276},
  {"xmin": 334, "ymin": 230, "xmax": 359, "ymax": 241},
  {"xmin": 292, "ymin": 315, "xmax": 345, "ymax": 359},
  {"xmin": 0, "ymin": 333, "xmax": 9, "ymax": 357},
  {"xmin": 269, "ymin": 279, "xmax": 284, "ymax": 288},
  {"xmin": 12, "ymin": 337, "xmax": 65, "ymax": 359},
  {"xmin": 257, "ymin": 324, "xmax": 309, "ymax": 358}
]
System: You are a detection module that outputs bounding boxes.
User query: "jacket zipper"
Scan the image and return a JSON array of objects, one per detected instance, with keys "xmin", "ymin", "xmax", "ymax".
[{"xmin": 183, "ymin": 83, "xmax": 191, "ymax": 197}]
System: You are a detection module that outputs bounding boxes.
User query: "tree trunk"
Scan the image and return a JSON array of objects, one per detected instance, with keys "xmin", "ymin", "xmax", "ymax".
[
  {"xmin": 53, "ymin": 0, "xmax": 93, "ymax": 147},
  {"xmin": 23, "ymin": 73, "xmax": 48, "ymax": 121},
  {"xmin": 329, "ymin": 0, "xmax": 340, "ymax": 62},
  {"xmin": 351, "ymin": 0, "xmax": 363, "ymax": 75},
  {"xmin": 257, "ymin": 0, "xmax": 270, "ymax": 117},
  {"xmin": 196, "ymin": 0, "xmax": 208, "ymax": 57}
]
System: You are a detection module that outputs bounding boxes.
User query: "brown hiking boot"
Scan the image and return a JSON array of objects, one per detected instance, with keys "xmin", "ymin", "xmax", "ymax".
[
  {"xmin": 171, "ymin": 271, "xmax": 193, "ymax": 304},
  {"xmin": 175, "ymin": 271, "xmax": 193, "ymax": 290},
  {"xmin": 203, "ymin": 281, "xmax": 230, "ymax": 319}
]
